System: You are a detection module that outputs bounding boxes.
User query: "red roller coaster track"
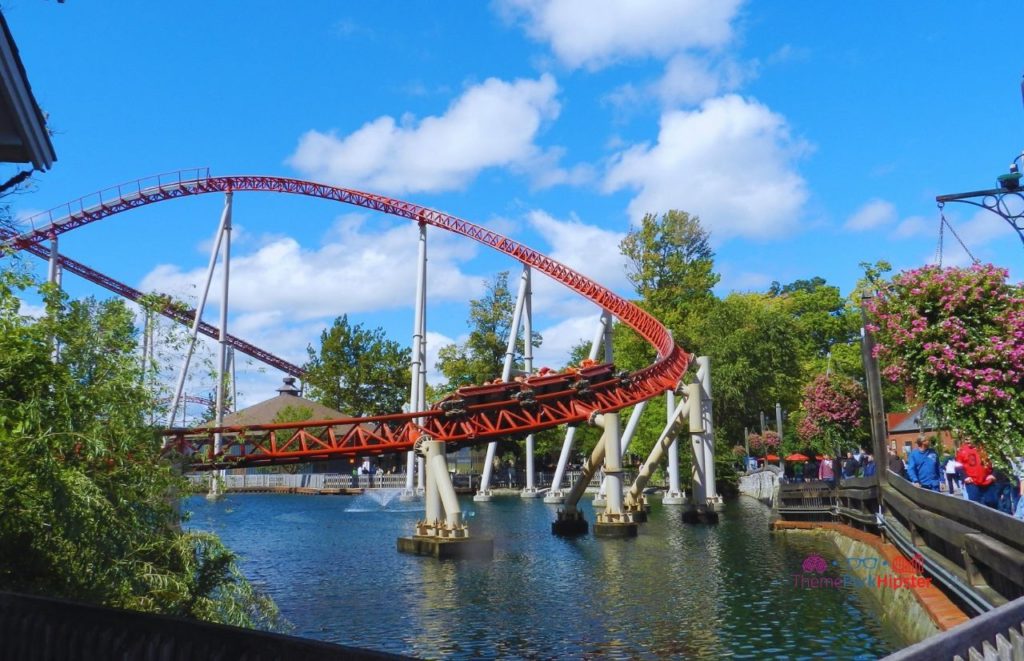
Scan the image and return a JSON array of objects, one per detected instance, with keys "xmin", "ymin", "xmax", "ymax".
[
  {"xmin": 6, "ymin": 171, "xmax": 690, "ymax": 469},
  {"xmin": 0, "ymin": 228, "xmax": 305, "ymax": 377}
]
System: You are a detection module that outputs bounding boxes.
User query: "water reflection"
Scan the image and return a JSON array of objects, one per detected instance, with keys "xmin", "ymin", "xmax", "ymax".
[{"xmin": 187, "ymin": 493, "xmax": 904, "ymax": 659}]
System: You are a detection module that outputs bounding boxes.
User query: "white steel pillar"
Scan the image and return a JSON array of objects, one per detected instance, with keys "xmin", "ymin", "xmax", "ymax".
[
  {"xmin": 416, "ymin": 226, "xmax": 428, "ymax": 495},
  {"xmin": 594, "ymin": 318, "xmax": 626, "ymax": 523},
  {"xmin": 403, "ymin": 222, "xmax": 427, "ymax": 501},
  {"xmin": 663, "ymin": 388, "xmax": 685, "ymax": 505},
  {"xmin": 47, "ymin": 233, "xmax": 60, "ymax": 286},
  {"xmin": 48, "ymin": 233, "xmax": 61, "ymax": 361},
  {"xmin": 625, "ymin": 383, "xmax": 700, "ymax": 513},
  {"xmin": 543, "ymin": 312, "xmax": 609, "ymax": 504},
  {"xmin": 165, "ymin": 194, "xmax": 233, "ymax": 429},
  {"xmin": 210, "ymin": 190, "xmax": 233, "ymax": 499},
  {"xmin": 697, "ymin": 356, "xmax": 723, "ymax": 512},
  {"xmin": 521, "ymin": 266, "xmax": 540, "ymax": 498},
  {"xmin": 595, "ymin": 399, "xmax": 647, "ymax": 505},
  {"xmin": 415, "ymin": 438, "xmax": 468, "ymax": 538},
  {"xmin": 476, "ymin": 263, "xmax": 529, "ymax": 502}
]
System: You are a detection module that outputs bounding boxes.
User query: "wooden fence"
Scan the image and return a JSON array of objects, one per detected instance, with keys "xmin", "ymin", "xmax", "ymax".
[
  {"xmin": 776, "ymin": 472, "xmax": 1024, "ymax": 609},
  {"xmin": 0, "ymin": 591, "xmax": 404, "ymax": 660}
]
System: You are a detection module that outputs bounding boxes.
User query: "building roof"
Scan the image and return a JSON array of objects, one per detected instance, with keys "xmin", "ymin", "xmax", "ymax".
[
  {"xmin": 0, "ymin": 11, "xmax": 55, "ymax": 170},
  {"xmin": 219, "ymin": 377, "xmax": 352, "ymax": 427},
  {"xmin": 888, "ymin": 404, "xmax": 940, "ymax": 434}
]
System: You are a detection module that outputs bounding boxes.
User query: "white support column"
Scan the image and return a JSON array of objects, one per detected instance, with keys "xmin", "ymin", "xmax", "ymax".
[
  {"xmin": 561, "ymin": 416, "xmax": 608, "ymax": 514},
  {"xmin": 229, "ymin": 348, "xmax": 237, "ymax": 413},
  {"xmin": 210, "ymin": 191, "xmax": 232, "ymax": 499},
  {"xmin": 416, "ymin": 228, "xmax": 428, "ymax": 496},
  {"xmin": 595, "ymin": 399, "xmax": 647, "ymax": 505},
  {"xmin": 543, "ymin": 312, "xmax": 609, "ymax": 504},
  {"xmin": 697, "ymin": 356, "xmax": 723, "ymax": 511},
  {"xmin": 689, "ymin": 387, "xmax": 708, "ymax": 511},
  {"xmin": 48, "ymin": 233, "xmax": 61, "ymax": 362},
  {"xmin": 403, "ymin": 223, "xmax": 428, "ymax": 501},
  {"xmin": 414, "ymin": 438, "xmax": 468, "ymax": 539},
  {"xmin": 521, "ymin": 266, "xmax": 540, "ymax": 498},
  {"xmin": 165, "ymin": 194, "xmax": 233, "ymax": 429},
  {"xmin": 663, "ymin": 388, "xmax": 685, "ymax": 505},
  {"xmin": 47, "ymin": 233, "xmax": 60, "ymax": 286},
  {"xmin": 595, "ymin": 318, "xmax": 626, "ymax": 522},
  {"xmin": 476, "ymin": 264, "xmax": 529, "ymax": 502},
  {"xmin": 624, "ymin": 385, "xmax": 698, "ymax": 511}
]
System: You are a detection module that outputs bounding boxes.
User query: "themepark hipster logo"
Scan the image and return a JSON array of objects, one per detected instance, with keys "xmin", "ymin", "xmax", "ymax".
[{"xmin": 792, "ymin": 552, "xmax": 932, "ymax": 590}]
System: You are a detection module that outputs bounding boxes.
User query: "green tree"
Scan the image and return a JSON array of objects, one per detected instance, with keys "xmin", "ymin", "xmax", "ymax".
[
  {"xmin": 619, "ymin": 209, "xmax": 719, "ymax": 349},
  {"xmin": 767, "ymin": 277, "xmax": 865, "ymax": 402},
  {"xmin": 436, "ymin": 271, "xmax": 541, "ymax": 392},
  {"xmin": 687, "ymin": 292, "xmax": 803, "ymax": 446},
  {"xmin": 0, "ymin": 266, "xmax": 276, "ymax": 629},
  {"xmin": 303, "ymin": 314, "xmax": 410, "ymax": 415}
]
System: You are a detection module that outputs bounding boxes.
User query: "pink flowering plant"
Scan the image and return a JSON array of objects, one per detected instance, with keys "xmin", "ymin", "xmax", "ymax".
[
  {"xmin": 796, "ymin": 374, "xmax": 866, "ymax": 454},
  {"xmin": 747, "ymin": 431, "xmax": 780, "ymax": 456},
  {"xmin": 866, "ymin": 264, "xmax": 1024, "ymax": 467}
]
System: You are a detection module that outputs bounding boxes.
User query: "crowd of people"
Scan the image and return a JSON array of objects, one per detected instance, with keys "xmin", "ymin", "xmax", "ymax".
[
  {"xmin": 777, "ymin": 435, "xmax": 1024, "ymax": 520},
  {"xmin": 888, "ymin": 437, "xmax": 1024, "ymax": 519},
  {"xmin": 780, "ymin": 449, "xmax": 878, "ymax": 483}
]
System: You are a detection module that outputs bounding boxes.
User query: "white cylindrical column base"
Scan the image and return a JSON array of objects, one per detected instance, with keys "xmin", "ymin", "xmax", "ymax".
[{"xmin": 543, "ymin": 491, "xmax": 565, "ymax": 504}]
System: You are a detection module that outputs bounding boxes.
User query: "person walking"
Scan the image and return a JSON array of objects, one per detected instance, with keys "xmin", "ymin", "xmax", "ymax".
[
  {"xmin": 906, "ymin": 438, "xmax": 941, "ymax": 491},
  {"xmin": 862, "ymin": 453, "xmax": 877, "ymax": 477},
  {"xmin": 818, "ymin": 455, "xmax": 834, "ymax": 485},
  {"xmin": 887, "ymin": 450, "xmax": 905, "ymax": 478},
  {"xmin": 944, "ymin": 456, "xmax": 959, "ymax": 494},
  {"xmin": 956, "ymin": 438, "xmax": 998, "ymax": 507}
]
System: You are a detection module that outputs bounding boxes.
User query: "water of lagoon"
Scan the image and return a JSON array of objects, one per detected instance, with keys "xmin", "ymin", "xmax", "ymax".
[{"xmin": 185, "ymin": 493, "xmax": 906, "ymax": 659}]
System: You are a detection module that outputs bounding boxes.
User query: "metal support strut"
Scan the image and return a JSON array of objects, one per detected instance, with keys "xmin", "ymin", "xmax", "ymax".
[
  {"xmin": 403, "ymin": 222, "xmax": 428, "ymax": 501},
  {"xmin": 476, "ymin": 263, "xmax": 531, "ymax": 502},
  {"xmin": 544, "ymin": 312, "xmax": 609, "ymax": 504},
  {"xmin": 209, "ymin": 191, "xmax": 233, "ymax": 499}
]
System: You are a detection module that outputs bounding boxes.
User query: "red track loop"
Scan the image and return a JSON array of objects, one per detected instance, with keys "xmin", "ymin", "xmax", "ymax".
[{"xmin": 7, "ymin": 173, "xmax": 690, "ymax": 468}]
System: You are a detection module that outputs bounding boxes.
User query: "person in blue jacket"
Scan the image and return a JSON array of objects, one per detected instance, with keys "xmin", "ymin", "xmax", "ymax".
[{"xmin": 906, "ymin": 437, "xmax": 942, "ymax": 490}]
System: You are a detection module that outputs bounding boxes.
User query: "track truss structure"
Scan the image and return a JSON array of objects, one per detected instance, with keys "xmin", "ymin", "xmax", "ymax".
[{"xmin": 6, "ymin": 171, "xmax": 690, "ymax": 469}]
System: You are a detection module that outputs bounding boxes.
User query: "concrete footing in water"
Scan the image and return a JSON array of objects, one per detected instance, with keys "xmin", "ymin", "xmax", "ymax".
[
  {"xmin": 551, "ymin": 510, "xmax": 588, "ymax": 536},
  {"xmin": 397, "ymin": 535, "xmax": 494, "ymax": 560},
  {"xmin": 683, "ymin": 507, "xmax": 721, "ymax": 524},
  {"xmin": 594, "ymin": 521, "xmax": 639, "ymax": 538}
]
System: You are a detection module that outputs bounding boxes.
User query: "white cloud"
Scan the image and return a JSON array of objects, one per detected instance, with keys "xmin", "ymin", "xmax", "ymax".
[
  {"xmin": 499, "ymin": 0, "xmax": 744, "ymax": 70},
  {"xmin": 287, "ymin": 74, "xmax": 567, "ymax": 194},
  {"xmin": 524, "ymin": 210, "xmax": 631, "ymax": 316},
  {"xmin": 604, "ymin": 95, "xmax": 809, "ymax": 240},
  {"xmin": 139, "ymin": 214, "xmax": 483, "ymax": 322},
  {"xmin": 654, "ymin": 54, "xmax": 749, "ymax": 107},
  {"xmin": 17, "ymin": 299, "xmax": 46, "ymax": 318},
  {"xmin": 844, "ymin": 199, "xmax": 897, "ymax": 231},
  {"xmin": 533, "ymin": 313, "xmax": 605, "ymax": 368},
  {"xmin": 605, "ymin": 53, "xmax": 751, "ymax": 115},
  {"xmin": 894, "ymin": 215, "xmax": 931, "ymax": 239}
]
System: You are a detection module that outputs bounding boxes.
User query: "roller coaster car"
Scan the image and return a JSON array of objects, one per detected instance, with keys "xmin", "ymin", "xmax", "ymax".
[
  {"xmin": 452, "ymin": 381, "xmax": 520, "ymax": 405},
  {"xmin": 578, "ymin": 363, "xmax": 615, "ymax": 384},
  {"xmin": 522, "ymin": 371, "xmax": 572, "ymax": 395}
]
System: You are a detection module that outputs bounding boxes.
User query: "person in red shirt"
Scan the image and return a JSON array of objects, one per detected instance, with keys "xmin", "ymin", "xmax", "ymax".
[{"xmin": 956, "ymin": 439, "xmax": 998, "ymax": 507}]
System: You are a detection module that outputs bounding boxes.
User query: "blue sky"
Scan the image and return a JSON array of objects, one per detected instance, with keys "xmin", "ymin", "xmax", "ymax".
[{"xmin": 5, "ymin": 1, "xmax": 1024, "ymax": 408}]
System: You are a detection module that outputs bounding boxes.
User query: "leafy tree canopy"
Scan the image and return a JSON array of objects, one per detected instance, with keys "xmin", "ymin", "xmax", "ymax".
[
  {"xmin": 436, "ymin": 271, "xmax": 541, "ymax": 394},
  {"xmin": 303, "ymin": 314, "xmax": 409, "ymax": 415},
  {"xmin": 0, "ymin": 264, "xmax": 276, "ymax": 629}
]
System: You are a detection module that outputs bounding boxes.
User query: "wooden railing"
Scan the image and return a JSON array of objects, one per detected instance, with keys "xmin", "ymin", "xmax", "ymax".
[
  {"xmin": 0, "ymin": 591, "xmax": 404, "ymax": 660},
  {"xmin": 884, "ymin": 595, "xmax": 1024, "ymax": 660},
  {"xmin": 776, "ymin": 472, "xmax": 1024, "ymax": 611}
]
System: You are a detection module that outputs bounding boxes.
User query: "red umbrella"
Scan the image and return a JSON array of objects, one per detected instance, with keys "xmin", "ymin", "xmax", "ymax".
[
  {"xmin": 765, "ymin": 454, "xmax": 780, "ymax": 461},
  {"xmin": 785, "ymin": 453, "xmax": 810, "ymax": 461}
]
